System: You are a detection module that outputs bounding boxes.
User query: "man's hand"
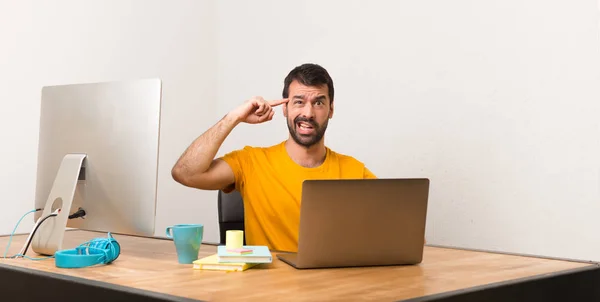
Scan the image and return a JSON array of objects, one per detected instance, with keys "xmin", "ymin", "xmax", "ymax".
[
  {"xmin": 171, "ymin": 96, "xmax": 288, "ymax": 189},
  {"xmin": 229, "ymin": 97, "xmax": 288, "ymax": 124}
]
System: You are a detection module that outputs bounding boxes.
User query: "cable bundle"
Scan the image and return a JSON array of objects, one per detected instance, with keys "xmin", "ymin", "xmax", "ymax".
[
  {"xmin": 3, "ymin": 208, "xmax": 58, "ymax": 260},
  {"xmin": 3, "ymin": 208, "xmax": 121, "ymax": 268}
]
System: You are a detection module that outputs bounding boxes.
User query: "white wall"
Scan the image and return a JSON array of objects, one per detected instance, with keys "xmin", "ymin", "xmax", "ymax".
[
  {"xmin": 216, "ymin": 0, "xmax": 600, "ymax": 262},
  {"xmin": 3, "ymin": 0, "xmax": 600, "ymax": 262},
  {"xmin": 0, "ymin": 0, "xmax": 221, "ymax": 243}
]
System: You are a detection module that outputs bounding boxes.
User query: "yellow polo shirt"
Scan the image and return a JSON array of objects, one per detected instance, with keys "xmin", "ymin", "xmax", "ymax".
[{"xmin": 220, "ymin": 141, "xmax": 376, "ymax": 252}]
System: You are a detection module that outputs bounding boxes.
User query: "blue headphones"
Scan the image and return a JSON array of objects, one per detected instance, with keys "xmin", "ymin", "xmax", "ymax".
[{"xmin": 54, "ymin": 233, "xmax": 121, "ymax": 268}]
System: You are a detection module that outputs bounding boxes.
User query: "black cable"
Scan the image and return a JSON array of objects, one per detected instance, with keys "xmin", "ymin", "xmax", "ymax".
[
  {"xmin": 17, "ymin": 207, "xmax": 86, "ymax": 257},
  {"xmin": 68, "ymin": 208, "xmax": 86, "ymax": 219},
  {"xmin": 21, "ymin": 213, "xmax": 58, "ymax": 256}
]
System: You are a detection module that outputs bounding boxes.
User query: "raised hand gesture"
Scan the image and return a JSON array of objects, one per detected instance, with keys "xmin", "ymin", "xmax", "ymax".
[{"xmin": 231, "ymin": 96, "xmax": 288, "ymax": 124}]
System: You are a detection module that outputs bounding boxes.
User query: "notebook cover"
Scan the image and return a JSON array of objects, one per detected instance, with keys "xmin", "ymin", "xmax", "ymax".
[
  {"xmin": 217, "ymin": 245, "xmax": 273, "ymax": 263},
  {"xmin": 192, "ymin": 254, "xmax": 258, "ymax": 272}
]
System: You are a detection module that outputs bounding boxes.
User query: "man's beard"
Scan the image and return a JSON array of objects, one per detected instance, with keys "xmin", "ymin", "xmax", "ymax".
[{"xmin": 286, "ymin": 115, "xmax": 328, "ymax": 148}]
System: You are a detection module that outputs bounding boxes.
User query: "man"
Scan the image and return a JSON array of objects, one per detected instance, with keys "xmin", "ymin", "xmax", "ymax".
[{"xmin": 171, "ymin": 63, "xmax": 376, "ymax": 252}]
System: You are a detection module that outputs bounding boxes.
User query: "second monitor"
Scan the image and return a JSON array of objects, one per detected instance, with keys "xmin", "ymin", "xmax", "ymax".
[{"xmin": 31, "ymin": 78, "xmax": 162, "ymax": 255}]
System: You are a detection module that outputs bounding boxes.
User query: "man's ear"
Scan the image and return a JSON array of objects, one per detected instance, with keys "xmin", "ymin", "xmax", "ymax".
[
  {"xmin": 283, "ymin": 103, "xmax": 288, "ymax": 117},
  {"xmin": 328, "ymin": 101, "xmax": 334, "ymax": 119}
]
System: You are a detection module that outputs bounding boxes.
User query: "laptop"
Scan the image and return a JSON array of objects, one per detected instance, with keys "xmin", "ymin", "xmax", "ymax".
[{"xmin": 277, "ymin": 178, "xmax": 429, "ymax": 269}]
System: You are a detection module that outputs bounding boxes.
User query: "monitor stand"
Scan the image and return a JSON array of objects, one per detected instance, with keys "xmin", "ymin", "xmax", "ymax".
[{"xmin": 31, "ymin": 153, "xmax": 86, "ymax": 256}]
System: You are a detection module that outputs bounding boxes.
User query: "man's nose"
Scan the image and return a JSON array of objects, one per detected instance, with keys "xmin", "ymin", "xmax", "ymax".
[{"xmin": 301, "ymin": 103, "xmax": 315, "ymax": 118}]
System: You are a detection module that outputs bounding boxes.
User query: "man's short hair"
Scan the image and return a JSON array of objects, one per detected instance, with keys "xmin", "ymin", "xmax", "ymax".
[{"xmin": 282, "ymin": 63, "xmax": 334, "ymax": 104}]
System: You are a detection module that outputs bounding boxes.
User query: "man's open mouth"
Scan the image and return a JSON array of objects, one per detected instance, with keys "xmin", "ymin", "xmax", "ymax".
[{"xmin": 296, "ymin": 121, "xmax": 315, "ymax": 135}]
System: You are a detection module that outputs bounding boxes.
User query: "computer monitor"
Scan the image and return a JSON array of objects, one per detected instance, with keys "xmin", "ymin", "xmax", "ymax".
[{"xmin": 31, "ymin": 78, "xmax": 162, "ymax": 255}]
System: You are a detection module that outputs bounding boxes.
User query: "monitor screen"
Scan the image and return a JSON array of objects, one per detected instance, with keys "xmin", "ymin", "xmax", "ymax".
[{"xmin": 31, "ymin": 79, "xmax": 162, "ymax": 255}]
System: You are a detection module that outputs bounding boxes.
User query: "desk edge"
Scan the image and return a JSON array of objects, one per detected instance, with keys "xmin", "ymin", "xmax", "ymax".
[
  {"xmin": 426, "ymin": 243, "xmax": 599, "ymax": 265},
  {"xmin": 400, "ymin": 263, "xmax": 600, "ymax": 302},
  {"xmin": 0, "ymin": 262, "xmax": 205, "ymax": 302}
]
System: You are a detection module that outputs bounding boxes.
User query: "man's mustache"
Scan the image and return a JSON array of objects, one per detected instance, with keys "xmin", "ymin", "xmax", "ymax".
[{"xmin": 293, "ymin": 117, "xmax": 318, "ymax": 128}]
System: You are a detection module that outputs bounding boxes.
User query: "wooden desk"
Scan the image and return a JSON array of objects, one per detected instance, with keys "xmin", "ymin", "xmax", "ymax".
[{"xmin": 0, "ymin": 230, "xmax": 598, "ymax": 301}]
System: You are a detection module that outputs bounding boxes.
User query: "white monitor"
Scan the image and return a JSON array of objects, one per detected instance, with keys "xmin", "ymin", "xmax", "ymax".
[{"xmin": 31, "ymin": 78, "xmax": 162, "ymax": 255}]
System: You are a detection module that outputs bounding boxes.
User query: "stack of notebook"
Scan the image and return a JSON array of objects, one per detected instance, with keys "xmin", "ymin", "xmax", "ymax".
[{"xmin": 192, "ymin": 245, "xmax": 272, "ymax": 272}]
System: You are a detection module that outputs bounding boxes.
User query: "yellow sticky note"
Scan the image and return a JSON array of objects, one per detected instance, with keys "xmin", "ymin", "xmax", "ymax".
[{"xmin": 193, "ymin": 254, "xmax": 258, "ymax": 272}]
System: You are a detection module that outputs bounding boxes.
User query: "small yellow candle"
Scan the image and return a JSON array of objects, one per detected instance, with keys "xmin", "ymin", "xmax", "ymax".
[{"xmin": 226, "ymin": 230, "xmax": 244, "ymax": 250}]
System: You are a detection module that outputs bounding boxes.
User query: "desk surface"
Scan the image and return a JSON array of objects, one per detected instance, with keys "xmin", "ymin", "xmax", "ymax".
[{"xmin": 0, "ymin": 230, "xmax": 595, "ymax": 301}]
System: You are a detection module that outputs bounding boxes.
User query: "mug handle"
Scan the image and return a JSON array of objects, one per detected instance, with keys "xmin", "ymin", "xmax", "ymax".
[{"xmin": 166, "ymin": 226, "xmax": 173, "ymax": 239}]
